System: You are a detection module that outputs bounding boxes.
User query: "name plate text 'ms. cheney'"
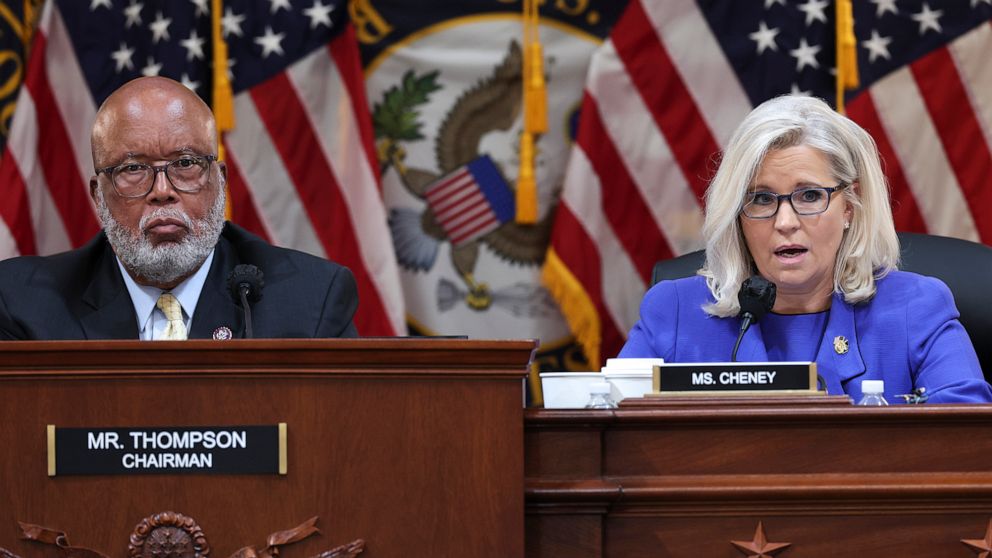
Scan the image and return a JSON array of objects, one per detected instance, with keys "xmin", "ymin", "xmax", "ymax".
[
  {"xmin": 48, "ymin": 424, "xmax": 287, "ymax": 476},
  {"xmin": 654, "ymin": 362, "xmax": 818, "ymax": 394}
]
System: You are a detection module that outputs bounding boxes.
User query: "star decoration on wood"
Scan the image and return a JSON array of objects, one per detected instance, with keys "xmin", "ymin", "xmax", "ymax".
[
  {"xmin": 962, "ymin": 519, "xmax": 992, "ymax": 557},
  {"xmin": 731, "ymin": 522, "xmax": 791, "ymax": 557}
]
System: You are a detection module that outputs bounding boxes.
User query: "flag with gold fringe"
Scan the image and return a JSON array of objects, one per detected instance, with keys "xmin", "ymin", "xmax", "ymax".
[
  {"xmin": 0, "ymin": 0, "xmax": 404, "ymax": 336},
  {"xmin": 358, "ymin": 1, "xmax": 626, "ymax": 399},
  {"xmin": 547, "ymin": 0, "xmax": 992, "ymax": 368}
]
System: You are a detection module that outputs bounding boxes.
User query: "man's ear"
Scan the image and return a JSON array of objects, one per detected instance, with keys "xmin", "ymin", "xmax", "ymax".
[
  {"xmin": 217, "ymin": 160, "xmax": 227, "ymax": 187},
  {"xmin": 89, "ymin": 176, "xmax": 99, "ymax": 202}
]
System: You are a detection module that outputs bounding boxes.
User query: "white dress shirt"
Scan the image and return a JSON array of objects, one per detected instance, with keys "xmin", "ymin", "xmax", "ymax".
[{"xmin": 116, "ymin": 250, "xmax": 215, "ymax": 340}]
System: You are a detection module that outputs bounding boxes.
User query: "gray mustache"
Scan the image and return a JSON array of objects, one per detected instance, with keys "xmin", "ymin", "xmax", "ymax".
[{"xmin": 139, "ymin": 208, "xmax": 193, "ymax": 233}]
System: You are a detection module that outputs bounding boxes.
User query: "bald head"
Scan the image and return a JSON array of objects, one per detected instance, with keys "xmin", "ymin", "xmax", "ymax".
[{"xmin": 91, "ymin": 76, "xmax": 217, "ymax": 170}]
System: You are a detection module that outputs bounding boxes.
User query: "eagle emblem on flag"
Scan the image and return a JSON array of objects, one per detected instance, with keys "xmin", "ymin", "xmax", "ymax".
[{"xmin": 375, "ymin": 42, "xmax": 554, "ymax": 312}]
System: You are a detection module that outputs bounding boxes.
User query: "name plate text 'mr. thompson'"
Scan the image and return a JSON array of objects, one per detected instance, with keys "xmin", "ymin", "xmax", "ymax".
[{"xmin": 47, "ymin": 424, "xmax": 287, "ymax": 476}]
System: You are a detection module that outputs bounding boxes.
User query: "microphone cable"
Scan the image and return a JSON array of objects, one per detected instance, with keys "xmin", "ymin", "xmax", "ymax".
[
  {"xmin": 732, "ymin": 275, "xmax": 777, "ymax": 361},
  {"xmin": 227, "ymin": 264, "xmax": 265, "ymax": 339}
]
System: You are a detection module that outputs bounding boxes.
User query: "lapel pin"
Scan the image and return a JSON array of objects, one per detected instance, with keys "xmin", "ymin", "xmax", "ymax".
[
  {"xmin": 212, "ymin": 326, "xmax": 233, "ymax": 340},
  {"xmin": 833, "ymin": 335, "xmax": 849, "ymax": 355}
]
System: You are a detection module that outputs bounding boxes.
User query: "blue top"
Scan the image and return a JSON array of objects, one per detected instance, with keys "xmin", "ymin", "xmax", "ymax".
[
  {"xmin": 761, "ymin": 311, "xmax": 829, "ymax": 362},
  {"xmin": 619, "ymin": 271, "xmax": 992, "ymax": 404}
]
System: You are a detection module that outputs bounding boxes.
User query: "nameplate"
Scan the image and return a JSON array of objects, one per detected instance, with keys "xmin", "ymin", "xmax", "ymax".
[
  {"xmin": 47, "ymin": 424, "xmax": 287, "ymax": 476},
  {"xmin": 652, "ymin": 362, "xmax": 818, "ymax": 395}
]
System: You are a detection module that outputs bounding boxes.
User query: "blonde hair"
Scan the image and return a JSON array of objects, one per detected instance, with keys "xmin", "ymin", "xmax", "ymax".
[{"xmin": 700, "ymin": 95, "xmax": 899, "ymax": 317}]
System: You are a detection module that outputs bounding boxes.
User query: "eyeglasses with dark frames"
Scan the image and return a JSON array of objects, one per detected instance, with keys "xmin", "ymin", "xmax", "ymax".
[
  {"xmin": 96, "ymin": 154, "xmax": 217, "ymax": 198},
  {"xmin": 741, "ymin": 182, "xmax": 849, "ymax": 219}
]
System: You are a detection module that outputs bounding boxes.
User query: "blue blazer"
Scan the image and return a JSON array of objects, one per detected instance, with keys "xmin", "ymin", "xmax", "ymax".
[{"xmin": 619, "ymin": 271, "xmax": 992, "ymax": 404}]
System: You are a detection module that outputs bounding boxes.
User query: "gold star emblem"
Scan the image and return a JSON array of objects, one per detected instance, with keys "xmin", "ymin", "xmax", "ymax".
[
  {"xmin": 962, "ymin": 519, "xmax": 992, "ymax": 557},
  {"xmin": 833, "ymin": 335, "xmax": 849, "ymax": 355},
  {"xmin": 730, "ymin": 522, "xmax": 791, "ymax": 557}
]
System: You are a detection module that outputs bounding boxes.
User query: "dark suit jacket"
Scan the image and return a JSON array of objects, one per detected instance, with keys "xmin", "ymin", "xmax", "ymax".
[{"xmin": 0, "ymin": 222, "xmax": 358, "ymax": 339}]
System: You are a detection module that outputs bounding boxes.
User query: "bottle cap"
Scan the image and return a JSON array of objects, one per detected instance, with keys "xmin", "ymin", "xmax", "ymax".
[
  {"xmin": 861, "ymin": 379, "xmax": 884, "ymax": 394},
  {"xmin": 589, "ymin": 382, "xmax": 612, "ymax": 395}
]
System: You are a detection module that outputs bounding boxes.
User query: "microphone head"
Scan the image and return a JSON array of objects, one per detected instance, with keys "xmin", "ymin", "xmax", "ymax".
[
  {"xmin": 737, "ymin": 275, "xmax": 776, "ymax": 322},
  {"xmin": 227, "ymin": 264, "xmax": 265, "ymax": 304}
]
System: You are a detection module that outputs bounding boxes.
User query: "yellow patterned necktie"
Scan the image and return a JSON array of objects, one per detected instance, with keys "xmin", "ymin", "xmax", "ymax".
[{"xmin": 155, "ymin": 293, "xmax": 188, "ymax": 340}]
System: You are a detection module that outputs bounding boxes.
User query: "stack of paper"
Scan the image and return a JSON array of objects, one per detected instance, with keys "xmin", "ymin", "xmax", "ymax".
[{"xmin": 600, "ymin": 358, "xmax": 665, "ymax": 400}]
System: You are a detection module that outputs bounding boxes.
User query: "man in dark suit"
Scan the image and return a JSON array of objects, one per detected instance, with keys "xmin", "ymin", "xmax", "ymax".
[{"xmin": 0, "ymin": 76, "xmax": 358, "ymax": 340}]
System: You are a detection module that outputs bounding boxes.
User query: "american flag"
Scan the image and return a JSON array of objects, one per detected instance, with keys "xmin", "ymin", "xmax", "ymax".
[
  {"xmin": 424, "ymin": 155, "xmax": 515, "ymax": 248},
  {"xmin": 545, "ymin": 0, "xmax": 992, "ymax": 367},
  {"xmin": 0, "ymin": 0, "xmax": 405, "ymax": 336}
]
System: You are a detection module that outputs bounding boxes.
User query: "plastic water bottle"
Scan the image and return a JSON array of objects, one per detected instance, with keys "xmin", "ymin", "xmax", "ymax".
[
  {"xmin": 585, "ymin": 382, "xmax": 618, "ymax": 409},
  {"xmin": 857, "ymin": 380, "xmax": 888, "ymax": 406}
]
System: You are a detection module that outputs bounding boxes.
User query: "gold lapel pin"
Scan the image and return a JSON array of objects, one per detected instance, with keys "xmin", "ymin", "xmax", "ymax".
[{"xmin": 833, "ymin": 335, "xmax": 849, "ymax": 355}]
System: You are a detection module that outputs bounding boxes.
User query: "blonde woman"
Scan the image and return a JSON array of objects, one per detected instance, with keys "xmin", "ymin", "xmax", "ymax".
[{"xmin": 620, "ymin": 95, "xmax": 991, "ymax": 403}]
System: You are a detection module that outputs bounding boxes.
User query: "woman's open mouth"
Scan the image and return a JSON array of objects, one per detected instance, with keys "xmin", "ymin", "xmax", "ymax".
[{"xmin": 774, "ymin": 246, "xmax": 808, "ymax": 261}]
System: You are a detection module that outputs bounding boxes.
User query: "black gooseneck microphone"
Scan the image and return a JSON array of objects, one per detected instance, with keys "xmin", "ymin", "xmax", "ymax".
[
  {"xmin": 731, "ymin": 276, "xmax": 777, "ymax": 362},
  {"xmin": 227, "ymin": 264, "xmax": 265, "ymax": 339}
]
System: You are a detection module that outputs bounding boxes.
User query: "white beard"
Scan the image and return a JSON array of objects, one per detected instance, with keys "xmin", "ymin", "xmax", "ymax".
[{"xmin": 96, "ymin": 187, "xmax": 226, "ymax": 285}]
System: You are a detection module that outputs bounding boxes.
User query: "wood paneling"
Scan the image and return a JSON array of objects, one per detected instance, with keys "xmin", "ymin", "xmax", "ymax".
[
  {"xmin": 0, "ymin": 339, "xmax": 534, "ymax": 558},
  {"xmin": 525, "ymin": 396, "xmax": 992, "ymax": 557}
]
